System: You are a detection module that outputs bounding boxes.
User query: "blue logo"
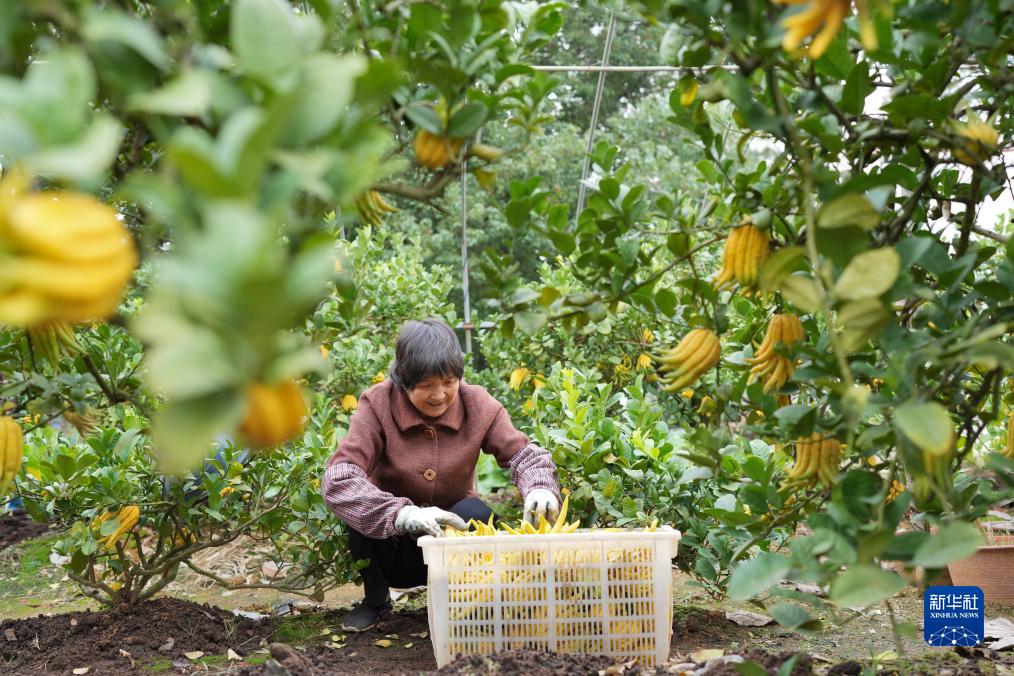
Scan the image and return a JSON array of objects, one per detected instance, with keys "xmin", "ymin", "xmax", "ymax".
[{"xmin": 924, "ymin": 586, "xmax": 984, "ymax": 647}]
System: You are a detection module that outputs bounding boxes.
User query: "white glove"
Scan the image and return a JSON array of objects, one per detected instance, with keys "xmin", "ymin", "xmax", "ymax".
[
  {"xmin": 394, "ymin": 505, "xmax": 468, "ymax": 537},
  {"xmin": 523, "ymin": 488, "xmax": 560, "ymax": 526}
]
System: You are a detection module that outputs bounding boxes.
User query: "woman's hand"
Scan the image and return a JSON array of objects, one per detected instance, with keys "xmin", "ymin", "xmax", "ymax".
[
  {"xmin": 523, "ymin": 489, "xmax": 560, "ymax": 526},
  {"xmin": 394, "ymin": 505, "xmax": 468, "ymax": 537}
]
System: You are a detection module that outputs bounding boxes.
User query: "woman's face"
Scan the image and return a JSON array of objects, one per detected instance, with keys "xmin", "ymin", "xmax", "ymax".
[{"xmin": 407, "ymin": 374, "xmax": 460, "ymax": 418}]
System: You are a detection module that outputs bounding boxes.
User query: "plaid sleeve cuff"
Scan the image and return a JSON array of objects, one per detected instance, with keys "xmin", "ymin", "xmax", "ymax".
[
  {"xmin": 508, "ymin": 442, "xmax": 561, "ymax": 499},
  {"xmin": 321, "ymin": 462, "xmax": 412, "ymax": 539}
]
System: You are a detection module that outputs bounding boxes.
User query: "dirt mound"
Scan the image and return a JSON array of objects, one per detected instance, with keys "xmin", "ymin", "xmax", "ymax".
[
  {"xmin": 706, "ymin": 650, "xmax": 814, "ymax": 675},
  {"xmin": 437, "ymin": 649, "xmax": 635, "ymax": 674},
  {"xmin": 0, "ymin": 596, "xmax": 272, "ymax": 673},
  {"xmin": 0, "ymin": 509, "xmax": 51, "ymax": 551},
  {"xmin": 236, "ymin": 608, "xmax": 436, "ymax": 675}
]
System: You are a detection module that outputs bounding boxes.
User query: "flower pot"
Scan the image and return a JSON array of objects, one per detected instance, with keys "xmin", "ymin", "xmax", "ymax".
[{"xmin": 947, "ymin": 534, "xmax": 1014, "ymax": 602}]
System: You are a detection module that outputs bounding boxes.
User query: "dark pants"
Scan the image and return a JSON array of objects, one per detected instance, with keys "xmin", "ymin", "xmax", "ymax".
[{"xmin": 347, "ymin": 497, "xmax": 494, "ymax": 607}]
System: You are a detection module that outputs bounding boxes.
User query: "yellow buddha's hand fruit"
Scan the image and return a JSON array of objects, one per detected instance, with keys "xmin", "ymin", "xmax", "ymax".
[
  {"xmin": 93, "ymin": 505, "xmax": 140, "ymax": 551},
  {"xmin": 713, "ymin": 222, "xmax": 769, "ymax": 297},
  {"xmin": 747, "ymin": 313, "xmax": 805, "ymax": 394},
  {"xmin": 952, "ymin": 117, "xmax": 999, "ymax": 166},
  {"xmin": 238, "ymin": 379, "xmax": 308, "ymax": 449},
  {"xmin": 0, "ymin": 417, "xmax": 24, "ymax": 496},
  {"xmin": 0, "ymin": 185, "xmax": 137, "ymax": 325},
  {"xmin": 656, "ymin": 328, "xmax": 721, "ymax": 392},
  {"xmin": 413, "ymin": 130, "xmax": 464, "ymax": 170}
]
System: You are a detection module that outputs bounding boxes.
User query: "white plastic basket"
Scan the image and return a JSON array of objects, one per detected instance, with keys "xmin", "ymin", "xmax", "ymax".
[{"xmin": 419, "ymin": 528, "xmax": 681, "ymax": 667}]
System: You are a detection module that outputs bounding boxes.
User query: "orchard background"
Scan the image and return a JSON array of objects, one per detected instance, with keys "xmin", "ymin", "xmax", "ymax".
[{"xmin": 0, "ymin": 0, "xmax": 1012, "ymax": 670}]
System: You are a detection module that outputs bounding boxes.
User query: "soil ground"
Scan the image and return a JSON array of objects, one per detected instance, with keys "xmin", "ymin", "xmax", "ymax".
[
  {"xmin": 0, "ymin": 510, "xmax": 51, "ymax": 552},
  {"xmin": 2, "ymin": 521, "xmax": 1013, "ymax": 675}
]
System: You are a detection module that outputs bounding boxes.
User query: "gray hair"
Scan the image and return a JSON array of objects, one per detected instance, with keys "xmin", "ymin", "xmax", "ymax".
[{"xmin": 389, "ymin": 318, "xmax": 464, "ymax": 390}]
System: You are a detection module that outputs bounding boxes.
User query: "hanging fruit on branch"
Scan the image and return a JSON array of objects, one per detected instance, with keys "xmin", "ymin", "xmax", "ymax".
[
  {"xmin": 26, "ymin": 320, "xmax": 82, "ymax": 368},
  {"xmin": 747, "ymin": 313, "xmax": 805, "ymax": 393},
  {"xmin": 354, "ymin": 190, "xmax": 400, "ymax": 226},
  {"xmin": 238, "ymin": 379, "xmax": 308, "ymax": 450},
  {"xmin": 413, "ymin": 130, "xmax": 464, "ymax": 170},
  {"xmin": 0, "ymin": 174, "xmax": 137, "ymax": 325},
  {"xmin": 783, "ymin": 433, "xmax": 841, "ymax": 489},
  {"xmin": 656, "ymin": 328, "xmax": 721, "ymax": 392},
  {"xmin": 0, "ymin": 416, "xmax": 24, "ymax": 496},
  {"xmin": 713, "ymin": 222, "xmax": 769, "ymax": 297}
]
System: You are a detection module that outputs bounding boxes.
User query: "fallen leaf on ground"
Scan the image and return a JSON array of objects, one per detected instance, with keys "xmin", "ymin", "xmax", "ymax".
[
  {"xmin": 874, "ymin": 650, "xmax": 898, "ymax": 662},
  {"xmin": 385, "ymin": 633, "xmax": 399, "ymax": 639},
  {"xmin": 411, "ymin": 631, "xmax": 429, "ymax": 639},
  {"xmin": 375, "ymin": 639, "xmax": 393, "ymax": 648},
  {"xmin": 72, "ymin": 669, "xmax": 90, "ymax": 675},
  {"xmin": 404, "ymin": 642, "xmax": 414, "ymax": 649},
  {"xmin": 158, "ymin": 638, "xmax": 174, "ymax": 652},
  {"xmin": 985, "ymin": 617, "xmax": 1014, "ymax": 651},
  {"xmin": 227, "ymin": 649, "xmax": 242, "ymax": 661},
  {"xmin": 726, "ymin": 610, "xmax": 773, "ymax": 627},
  {"xmin": 690, "ymin": 648, "xmax": 724, "ymax": 663},
  {"xmin": 3, "ymin": 629, "xmax": 15, "ymax": 642},
  {"xmin": 184, "ymin": 651, "xmax": 205, "ymax": 660}
]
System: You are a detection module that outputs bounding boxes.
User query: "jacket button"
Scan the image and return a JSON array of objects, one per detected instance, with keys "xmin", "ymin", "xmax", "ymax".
[
  {"xmin": 423, "ymin": 468, "xmax": 437, "ymax": 481},
  {"xmin": 424, "ymin": 428, "xmax": 436, "ymax": 440}
]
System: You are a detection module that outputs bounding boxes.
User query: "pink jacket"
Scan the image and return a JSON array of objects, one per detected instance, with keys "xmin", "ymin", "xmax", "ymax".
[{"xmin": 321, "ymin": 379, "xmax": 559, "ymax": 538}]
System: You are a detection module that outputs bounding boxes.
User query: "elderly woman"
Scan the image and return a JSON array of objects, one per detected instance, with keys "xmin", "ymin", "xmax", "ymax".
[{"xmin": 321, "ymin": 318, "xmax": 561, "ymax": 631}]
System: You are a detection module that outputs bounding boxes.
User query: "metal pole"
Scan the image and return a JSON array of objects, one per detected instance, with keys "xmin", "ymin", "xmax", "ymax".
[
  {"xmin": 460, "ymin": 161, "xmax": 472, "ymax": 354},
  {"xmin": 575, "ymin": 11, "xmax": 617, "ymax": 222}
]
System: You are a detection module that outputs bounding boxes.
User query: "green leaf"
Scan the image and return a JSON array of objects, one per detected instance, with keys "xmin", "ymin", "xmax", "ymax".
[
  {"xmin": 817, "ymin": 194, "xmax": 879, "ymax": 231},
  {"xmin": 231, "ymin": 0, "xmax": 305, "ymax": 90},
  {"xmin": 515, "ymin": 309, "xmax": 548, "ymax": 334},
  {"xmin": 759, "ymin": 246, "xmax": 806, "ymax": 293},
  {"xmin": 833, "ymin": 248, "xmax": 900, "ymax": 301},
  {"xmin": 29, "ymin": 115, "xmax": 123, "ymax": 186},
  {"xmin": 911, "ymin": 522, "xmax": 982, "ymax": 568},
  {"xmin": 779, "ymin": 274, "xmax": 824, "ymax": 313},
  {"xmin": 774, "ymin": 404, "xmax": 815, "ymax": 432},
  {"xmin": 836, "ymin": 299, "xmax": 890, "ymax": 351},
  {"xmin": 727, "ymin": 553, "xmax": 791, "ymax": 601},
  {"xmin": 447, "ymin": 102, "xmax": 488, "ymax": 138},
  {"xmin": 894, "ymin": 401, "xmax": 954, "ymax": 457},
  {"xmin": 128, "ymin": 69, "xmax": 215, "ymax": 116},
  {"xmin": 655, "ymin": 288, "xmax": 677, "ymax": 317},
  {"xmin": 829, "ymin": 565, "xmax": 906, "ymax": 608},
  {"xmin": 167, "ymin": 128, "xmax": 236, "ymax": 197},
  {"xmin": 770, "ymin": 603, "xmax": 820, "ymax": 632},
  {"xmin": 735, "ymin": 663, "xmax": 770, "ymax": 676},
  {"xmin": 659, "ymin": 24, "xmax": 683, "ymax": 65},
  {"xmin": 152, "ymin": 391, "xmax": 247, "ymax": 476},
  {"xmin": 82, "ymin": 9, "xmax": 171, "ymax": 70},
  {"xmin": 283, "ymin": 54, "xmax": 366, "ymax": 145},
  {"xmin": 19, "ymin": 46, "xmax": 96, "ymax": 144},
  {"xmin": 404, "ymin": 105, "xmax": 444, "ymax": 134},
  {"xmin": 840, "ymin": 62, "xmax": 874, "ymax": 116}
]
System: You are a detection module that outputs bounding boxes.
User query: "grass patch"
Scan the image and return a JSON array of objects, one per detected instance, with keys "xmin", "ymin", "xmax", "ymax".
[
  {"xmin": 141, "ymin": 657, "xmax": 173, "ymax": 672},
  {"xmin": 271, "ymin": 613, "xmax": 335, "ymax": 646},
  {"xmin": 0, "ymin": 532, "xmax": 97, "ymax": 619},
  {"xmin": 0, "ymin": 531, "xmax": 62, "ymax": 590},
  {"xmin": 270, "ymin": 609, "xmax": 355, "ymax": 648}
]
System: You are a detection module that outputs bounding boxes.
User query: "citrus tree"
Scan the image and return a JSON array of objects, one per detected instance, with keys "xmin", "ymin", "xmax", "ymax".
[
  {"xmin": 486, "ymin": 0, "xmax": 1014, "ymax": 630},
  {"xmin": 0, "ymin": 0, "xmax": 566, "ymax": 604}
]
